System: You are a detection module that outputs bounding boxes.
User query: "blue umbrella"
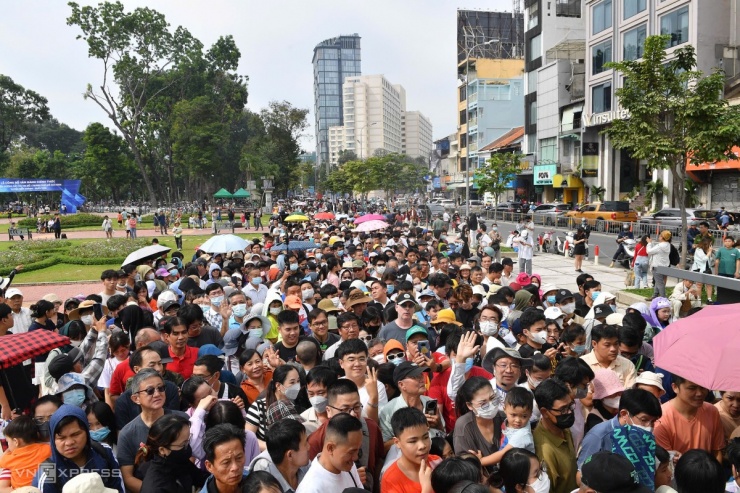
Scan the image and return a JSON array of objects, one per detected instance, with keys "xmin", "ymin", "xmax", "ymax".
[{"xmin": 270, "ymin": 241, "xmax": 319, "ymax": 252}]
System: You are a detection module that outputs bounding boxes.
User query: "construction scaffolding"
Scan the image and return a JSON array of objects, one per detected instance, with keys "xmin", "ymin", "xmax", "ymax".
[{"xmin": 457, "ymin": 9, "xmax": 525, "ymax": 63}]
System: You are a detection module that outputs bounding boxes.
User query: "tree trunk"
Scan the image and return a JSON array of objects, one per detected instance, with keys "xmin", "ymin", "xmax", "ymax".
[
  {"xmin": 672, "ymin": 157, "xmax": 688, "ymax": 268},
  {"xmin": 126, "ymin": 138, "xmax": 158, "ymax": 207}
]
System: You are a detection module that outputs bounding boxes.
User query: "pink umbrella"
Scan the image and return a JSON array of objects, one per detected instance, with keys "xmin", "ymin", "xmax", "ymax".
[
  {"xmin": 355, "ymin": 220, "xmax": 390, "ymax": 232},
  {"xmin": 354, "ymin": 214, "xmax": 386, "ymax": 224},
  {"xmin": 653, "ymin": 304, "xmax": 740, "ymax": 390}
]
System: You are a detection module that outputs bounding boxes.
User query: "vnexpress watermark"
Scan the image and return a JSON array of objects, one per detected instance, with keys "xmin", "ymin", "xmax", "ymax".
[{"xmin": 38, "ymin": 464, "xmax": 121, "ymax": 484}]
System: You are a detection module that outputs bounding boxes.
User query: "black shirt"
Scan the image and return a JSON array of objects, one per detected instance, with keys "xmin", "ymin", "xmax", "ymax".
[{"xmin": 274, "ymin": 337, "xmax": 309, "ymax": 363}]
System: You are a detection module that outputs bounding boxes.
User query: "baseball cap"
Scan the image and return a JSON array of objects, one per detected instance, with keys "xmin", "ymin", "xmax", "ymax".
[
  {"xmin": 395, "ymin": 293, "xmax": 418, "ymax": 307},
  {"xmin": 149, "ymin": 340, "xmax": 174, "ymax": 364},
  {"xmin": 418, "ymin": 289, "xmax": 435, "ymax": 299},
  {"xmin": 393, "ymin": 361, "xmax": 429, "ymax": 385},
  {"xmin": 467, "ymin": 255, "xmax": 481, "ymax": 265},
  {"xmin": 41, "ymin": 293, "xmax": 62, "ymax": 304},
  {"xmin": 47, "ymin": 348, "xmax": 84, "ymax": 381},
  {"xmin": 155, "ymin": 268, "xmax": 170, "ymax": 277},
  {"xmin": 432, "ymin": 308, "xmax": 461, "ymax": 326},
  {"xmin": 198, "ymin": 344, "xmax": 225, "ymax": 358},
  {"xmin": 63, "ymin": 472, "xmax": 118, "ymax": 493},
  {"xmin": 580, "ymin": 451, "xmax": 652, "ymax": 493},
  {"xmin": 501, "ymin": 258, "xmax": 514, "ymax": 267},
  {"xmin": 606, "ymin": 313, "xmax": 624, "ymax": 326},
  {"xmin": 543, "ymin": 307, "xmax": 564, "ymax": 320},
  {"xmin": 459, "ymin": 263, "xmax": 471, "ymax": 271},
  {"xmin": 352, "ymin": 259, "xmax": 366, "ymax": 268},
  {"xmin": 5, "ymin": 288, "xmax": 22, "ymax": 299},
  {"xmin": 284, "ymin": 295, "xmax": 302, "ymax": 310},
  {"xmin": 405, "ymin": 325, "xmax": 429, "ymax": 342},
  {"xmin": 593, "ymin": 304, "xmax": 611, "ymax": 319},
  {"xmin": 161, "ymin": 300, "xmax": 181, "ymax": 313},
  {"xmin": 635, "ymin": 371, "xmax": 665, "ymax": 395},
  {"xmin": 482, "ymin": 347, "xmax": 532, "ymax": 374},
  {"xmin": 554, "ymin": 289, "xmax": 574, "ymax": 304},
  {"xmin": 540, "ymin": 284, "xmax": 558, "ymax": 296}
]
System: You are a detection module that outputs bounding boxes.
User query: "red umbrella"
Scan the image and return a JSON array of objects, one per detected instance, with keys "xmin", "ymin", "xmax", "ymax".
[
  {"xmin": 314, "ymin": 212, "xmax": 335, "ymax": 220},
  {"xmin": 0, "ymin": 330, "xmax": 70, "ymax": 370},
  {"xmin": 653, "ymin": 304, "xmax": 740, "ymax": 391}
]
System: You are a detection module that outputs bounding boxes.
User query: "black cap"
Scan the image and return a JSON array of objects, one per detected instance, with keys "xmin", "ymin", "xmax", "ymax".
[
  {"xmin": 48, "ymin": 348, "xmax": 83, "ymax": 381},
  {"xmin": 593, "ymin": 304, "xmax": 611, "ymax": 319},
  {"xmin": 161, "ymin": 300, "xmax": 181, "ymax": 313},
  {"xmin": 501, "ymin": 258, "xmax": 514, "ymax": 266},
  {"xmin": 149, "ymin": 340, "xmax": 174, "ymax": 364},
  {"xmin": 555, "ymin": 289, "xmax": 574, "ymax": 303},
  {"xmin": 393, "ymin": 361, "xmax": 429, "ymax": 385},
  {"xmin": 396, "ymin": 293, "xmax": 418, "ymax": 306},
  {"xmin": 581, "ymin": 452, "xmax": 652, "ymax": 493}
]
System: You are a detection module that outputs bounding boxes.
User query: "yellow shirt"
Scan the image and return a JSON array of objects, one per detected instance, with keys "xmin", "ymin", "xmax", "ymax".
[{"xmin": 581, "ymin": 352, "xmax": 637, "ymax": 389}]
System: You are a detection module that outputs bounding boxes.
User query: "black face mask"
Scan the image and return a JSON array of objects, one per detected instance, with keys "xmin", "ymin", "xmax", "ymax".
[
  {"xmin": 38, "ymin": 422, "xmax": 50, "ymax": 441},
  {"xmin": 554, "ymin": 412, "xmax": 575, "ymax": 429},
  {"xmin": 166, "ymin": 444, "xmax": 192, "ymax": 463}
]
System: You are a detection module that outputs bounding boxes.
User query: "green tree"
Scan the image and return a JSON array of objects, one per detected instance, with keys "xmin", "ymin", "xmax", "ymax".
[
  {"xmin": 259, "ymin": 101, "xmax": 309, "ymax": 195},
  {"xmin": 77, "ymin": 122, "xmax": 136, "ymax": 202},
  {"xmin": 0, "ymin": 74, "xmax": 50, "ymax": 153},
  {"xmin": 22, "ymin": 118, "xmax": 84, "ymax": 154},
  {"xmin": 474, "ymin": 153, "xmax": 521, "ymax": 219},
  {"xmin": 605, "ymin": 35, "xmax": 740, "ymax": 265},
  {"xmin": 337, "ymin": 150, "xmax": 357, "ymax": 165}
]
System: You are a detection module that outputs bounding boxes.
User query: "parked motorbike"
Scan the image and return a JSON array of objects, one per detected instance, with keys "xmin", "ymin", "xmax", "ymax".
[
  {"xmin": 538, "ymin": 230, "xmax": 555, "ymax": 253},
  {"xmin": 558, "ymin": 230, "xmax": 588, "ymax": 258},
  {"xmin": 615, "ymin": 238, "xmax": 636, "ymax": 268}
]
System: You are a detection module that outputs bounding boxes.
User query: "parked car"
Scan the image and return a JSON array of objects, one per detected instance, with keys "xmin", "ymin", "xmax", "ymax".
[
  {"xmin": 493, "ymin": 201, "xmax": 525, "ymax": 213},
  {"xmin": 440, "ymin": 199, "xmax": 456, "ymax": 210},
  {"xmin": 532, "ymin": 203, "xmax": 574, "ymax": 226},
  {"xmin": 565, "ymin": 201, "xmax": 638, "ymax": 232},
  {"xmin": 637, "ymin": 208, "xmax": 718, "ymax": 235}
]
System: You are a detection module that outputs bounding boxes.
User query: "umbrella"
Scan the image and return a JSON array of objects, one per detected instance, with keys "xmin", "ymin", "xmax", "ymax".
[
  {"xmin": 232, "ymin": 188, "xmax": 251, "ymax": 198},
  {"xmin": 314, "ymin": 212, "xmax": 335, "ymax": 220},
  {"xmin": 198, "ymin": 234, "xmax": 249, "ymax": 254},
  {"xmin": 121, "ymin": 244, "xmax": 172, "ymax": 267},
  {"xmin": 354, "ymin": 214, "xmax": 386, "ymax": 224},
  {"xmin": 292, "ymin": 201, "xmax": 308, "ymax": 207},
  {"xmin": 336, "ymin": 214, "xmax": 349, "ymax": 220},
  {"xmin": 213, "ymin": 188, "xmax": 233, "ymax": 199},
  {"xmin": 653, "ymin": 304, "xmax": 740, "ymax": 390},
  {"xmin": 355, "ymin": 220, "xmax": 390, "ymax": 232},
  {"xmin": 0, "ymin": 331, "xmax": 70, "ymax": 370},
  {"xmin": 270, "ymin": 241, "xmax": 319, "ymax": 252},
  {"xmin": 284, "ymin": 214, "xmax": 310, "ymax": 223}
]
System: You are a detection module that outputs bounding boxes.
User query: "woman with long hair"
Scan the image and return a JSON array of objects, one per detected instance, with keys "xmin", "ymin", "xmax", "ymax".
[
  {"xmin": 87, "ymin": 401, "xmax": 118, "ymax": 451},
  {"xmin": 491, "ymin": 447, "xmax": 548, "ymax": 493},
  {"xmin": 691, "ymin": 236, "xmax": 714, "ymax": 302},
  {"xmin": 28, "ymin": 300, "xmax": 57, "ymax": 333},
  {"xmin": 322, "ymin": 256, "xmax": 341, "ymax": 288},
  {"xmin": 245, "ymin": 364, "xmax": 302, "ymax": 444},
  {"xmin": 572, "ymin": 227, "xmax": 588, "ymax": 273},
  {"xmin": 136, "ymin": 414, "xmax": 208, "ymax": 493},
  {"xmin": 100, "ymin": 331, "xmax": 130, "ymax": 408},
  {"xmin": 632, "ymin": 235, "xmax": 650, "ymax": 288}
]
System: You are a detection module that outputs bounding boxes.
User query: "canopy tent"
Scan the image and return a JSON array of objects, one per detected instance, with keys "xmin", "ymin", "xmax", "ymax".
[
  {"xmin": 232, "ymin": 188, "xmax": 251, "ymax": 198},
  {"xmin": 213, "ymin": 188, "xmax": 233, "ymax": 199}
]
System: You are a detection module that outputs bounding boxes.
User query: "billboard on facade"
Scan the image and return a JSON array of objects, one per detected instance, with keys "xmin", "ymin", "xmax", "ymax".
[
  {"xmin": 533, "ymin": 164, "xmax": 557, "ymax": 185},
  {"xmin": 0, "ymin": 179, "xmax": 85, "ymax": 212},
  {"xmin": 582, "ymin": 142, "xmax": 599, "ymax": 178}
]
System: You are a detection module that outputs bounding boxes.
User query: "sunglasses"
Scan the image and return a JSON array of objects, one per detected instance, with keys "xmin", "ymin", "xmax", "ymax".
[
  {"xmin": 136, "ymin": 384, "xmax": 166, "ymax": 396},
  {"xmin": 359, "ymin": 335, "xmax": 372, "ymax": 342},
  {"xmin": 386, "ymin": 352, "xmax": 405, "ymax": 361}
]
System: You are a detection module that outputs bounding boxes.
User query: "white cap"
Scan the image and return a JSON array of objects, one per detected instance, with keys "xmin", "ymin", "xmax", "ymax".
[
  {"xmin": 605, "ymin": 313, "xmax": 624, "ymax": 326},
  {"xmin": 541, "ymin": 284, "xmax": 559, "ymax": 296},
  {"xmin": 472, "ymin": 285, "xmax": 487, "ymax": 297},
  {"xmin": 5, "ymin": 288, "xmax": 22, "ymax": 299},
  {"xmin": 156, "ymin": 290, "xmax": 179, "ymax": 308},
  {"xmin": 544, "ymin": 306, "xmax": 564, "ymax": 319},
  {"xmin": 635, "ymin": 371, "xmax": 666, "ymax": 395},
  {"xmin": 61, "ymin": 473, "xmax": 117, "ymax": 493}
]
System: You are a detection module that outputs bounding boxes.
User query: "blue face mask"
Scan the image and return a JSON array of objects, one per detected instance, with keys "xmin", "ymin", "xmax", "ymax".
[
  {"xmin": 337, "ymin": 250, "xmax": 345, "ymax": 256},
  {"xmin": 210, "ymin": 296, "xmax": 224, "ymax": 307},
  {"xmin": 572, "ymin": 344, "xmax": 587, "ymax": 355},
  {"xmin": 546, "ymin": 295, "xmax": 556, "ymax": 305},
  {"xmin": 387, "ymin": 285, "xmax": 395, "ymax": 295},
  {"xmin": 251, "ymin": 277, "xmax": 262, "ymax": 285},
  {"xmin": 464, "ymin": 357, "xmax": 475, "ymax": 373},
  {"xmin": 591, "ymin": 292, "xmax": 601, "ymax": 301},
  {"xmin": 62, "ymin": 388, "xmax": 86, "ymax": 408},
  {"xmin": 290, "ymin": 263, "xmax": 299, "ymax": 272},
  {"xmin": 90, "ymin": 426, "xmax": 111, "ymax": 442}
]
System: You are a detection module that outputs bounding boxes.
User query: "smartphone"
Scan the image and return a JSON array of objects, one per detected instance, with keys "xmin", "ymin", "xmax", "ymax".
[
  {"xmin": 417, "ymin": 340, "xmax": 430, "ymax": 356},
  {"xmin": 424, "ymin": 399, "xmax": 438, "ymax": 415},
  {"xmin": 93, "ymin": 303, "xmax": 104, "ymax": 320}
]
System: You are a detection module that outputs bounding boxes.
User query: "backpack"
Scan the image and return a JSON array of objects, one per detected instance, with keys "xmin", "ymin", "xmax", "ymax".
[{"xmin": 669, "ymin": 243, "xmax": 680, "ymax": 266}]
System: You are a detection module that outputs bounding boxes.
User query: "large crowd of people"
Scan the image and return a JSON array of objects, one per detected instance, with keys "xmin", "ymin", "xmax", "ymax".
[{"xmin": 0, "ymin": 207, "xmax": 737, "ymax": 493}]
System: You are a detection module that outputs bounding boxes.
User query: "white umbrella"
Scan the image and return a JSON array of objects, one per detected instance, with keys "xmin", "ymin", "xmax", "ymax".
[
  {"xmin": 121, "ymin": 245, "xmax": 172, "ymax": 267},
  {"xmin": 355, "ymin": 220, "xmax": 390, "ymax": 232},
  {"xmin": 198, "ymin": 234, "xmax": 249, "ymax": 254}
]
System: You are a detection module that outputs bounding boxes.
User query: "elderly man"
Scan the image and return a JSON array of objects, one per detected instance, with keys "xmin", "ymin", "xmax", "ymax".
[
  {"xmin": 5, "ymin": 288, "xmax": 31, "ymax": 334},
  {"xmin": 324, "ymin": 312, "xmax": 361, "ymax": 360}
]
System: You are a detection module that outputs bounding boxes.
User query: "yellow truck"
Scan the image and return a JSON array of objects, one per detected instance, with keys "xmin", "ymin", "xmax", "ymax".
[{"xmin": 564, "ymin": 201, "xmax": 638, "ymax": 232}]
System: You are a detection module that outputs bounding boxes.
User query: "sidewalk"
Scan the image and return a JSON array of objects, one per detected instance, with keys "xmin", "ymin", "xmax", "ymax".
[{"xmin": 2, "ymin": 224, "xmax": 266, "ymax": 241}]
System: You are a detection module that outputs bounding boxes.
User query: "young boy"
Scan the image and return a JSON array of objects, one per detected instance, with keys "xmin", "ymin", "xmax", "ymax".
[
  {"xmin": 714, "ymin": 236, "xmax": 740, "ymax": 279},
  {"xmin": 381, "ymin": 407, "xmax": 441, "ymax": 493},
  {"xmin": 501, "ymin": 386, "xmax": 535, "ymax": 453}
]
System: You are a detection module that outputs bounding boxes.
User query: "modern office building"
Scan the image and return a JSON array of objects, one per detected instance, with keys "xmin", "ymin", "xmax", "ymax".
[
  {"xmin": 402, "ymin": 111, "xmax": 434, "ymax": 159},
  {"xmin": 583, "ymin": 0, "xmax": 740, "ymax": 208},
  {"xmin": 452, "ymin": 9, "xmax": 525, "ymax": 203},
  {"xmin": 313, "ymin": 34, "xmax": 361, "ymax": 173},
  {"xmin": 327, "ymin": 126, "xmax": 345, "ymax": 167}
]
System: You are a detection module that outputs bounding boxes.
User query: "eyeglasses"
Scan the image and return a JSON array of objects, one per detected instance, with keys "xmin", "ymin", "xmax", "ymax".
[
  {"xmin": 34, "ymin": 416, "xmax": 52, "ymax": 425},
  {"xmin": 549, "ymin": 402, "xmax": 575, "ymax": 415},
  {"xmin": 340, "ymin": 323, "xmax": 360, "ymax": 331},
  {"xmin": 136, "ymin": 385, "xmax": 167, "ymax": 396},
  {"xmin": 495, "ymin": 362, "xmax": 521, "ymax": 371},
  {"xmin": 328, "ymin": 404, "xmax": 363, "ymax": 415},
  {"xmin": 386, "ymin": 353, "xmax": 405, "ymax": 361}
]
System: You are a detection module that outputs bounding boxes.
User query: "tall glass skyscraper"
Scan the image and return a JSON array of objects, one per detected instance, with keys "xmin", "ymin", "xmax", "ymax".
[{"xmin": 313, "ymin": 34, "xmax": 361, "ymax": 172}]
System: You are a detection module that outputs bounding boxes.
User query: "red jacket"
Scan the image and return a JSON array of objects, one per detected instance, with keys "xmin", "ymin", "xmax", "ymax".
[{"xmin": 427, "ymin": 365, "xmax": 492, "ymax": 433}]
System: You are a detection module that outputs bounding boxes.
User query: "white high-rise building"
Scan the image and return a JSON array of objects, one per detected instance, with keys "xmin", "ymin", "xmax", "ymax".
[
  {"xmin": 328, "ymin": 125, "xmax": 346, "ymax": 167},
  {"xmin": 402, "ymin": 111, "xmax": 433, "ymax": 159}
]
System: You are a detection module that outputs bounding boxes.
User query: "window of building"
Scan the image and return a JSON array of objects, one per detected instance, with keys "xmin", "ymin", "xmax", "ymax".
[
  {"xmin": 661, "ymin": 6, "xmax": 689, "ymax": 48},
  {"xmin": 528, "ymin": 35, "xmax": 542, "ymax": 62},
  {"xmin": 623, "ymin": 24, "xmax": 647, "ymax": 60},
  {"xmin": 527, "ymin": 133, "xmax": 537, "ymax": 154},
  {"xmin": 592, "ymin": 0, "xmax": 612, "ymax": 34},
  {"xmin": 592, "ymin": 82, "xmax": 612, "ymax": 113},
  {"xmin": 529, "ymin": 100, "xmax": 538, "ymax": 123},
  {"xmin": 540, "ymin": 138, "xmax": 557, "ymax": 163},
  {"xmin": 527, "ymin": 2, "xmax": 539, "ymax": 29},
  {"xmin": 460, "ymin": 109, "xmax": 467, "ymax": 125},
  {"xmin": 459, "ymin": 85, "xmax": 467, "ymax": 102},
  {"xmin": 592, "ymin": 40, "xmax": 612, "ymax": 74},
  {"xmin": 556, "ymin": 0, "xmax": 581, "ymax": 18},
  {"xmin": 623, "ymin": 0, "xmax": 646, "ymax": 19}
]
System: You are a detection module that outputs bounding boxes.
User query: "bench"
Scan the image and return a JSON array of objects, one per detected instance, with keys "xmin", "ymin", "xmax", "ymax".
[{"xmin": 8, "ymin": 228, "xmax": 32, "ymax": 240}]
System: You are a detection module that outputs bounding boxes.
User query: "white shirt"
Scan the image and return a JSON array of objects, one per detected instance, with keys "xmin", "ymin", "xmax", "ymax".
[
  {"xmin": 356, "ymin": 379, "xmax": 388, "ymax": 418},
  {"xmin": 11, "ymin": 308, "xmax": 32, "ymax": 334},
  {"xmin": 295, "ymin": 455, "xmax": 363, "ymax": 493},
  {"xmin": 242, "ymin": 282, "xmax": 268, "ymax": 305},
  {"xmin": 98, "ymin": 357, "xmax": 122, "ymax": 389}
]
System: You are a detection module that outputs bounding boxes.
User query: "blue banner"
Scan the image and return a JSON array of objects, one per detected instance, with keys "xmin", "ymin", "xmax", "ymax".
[{"xmin": 0, "ymin": 179, "xmax": 85, "ymax": 213}]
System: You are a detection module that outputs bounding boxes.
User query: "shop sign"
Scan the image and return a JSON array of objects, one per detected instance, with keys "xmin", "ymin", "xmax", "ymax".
[
  {"xmin": 583, "ymin": 109, "xmax": 629, "ymax": 127},
  {"xmin": 533, "ymin": 164, "xmax": 557, "ymax": 185}
]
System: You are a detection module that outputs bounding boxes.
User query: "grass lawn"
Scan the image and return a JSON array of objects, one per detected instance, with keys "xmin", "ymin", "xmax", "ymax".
[
  {"xmin": 8, "ymin": 233, "xmax": 262, "ymax": 283},
  {"xmin": 624, "ymin": 287, "xmax": 710, "ymax": 303}
]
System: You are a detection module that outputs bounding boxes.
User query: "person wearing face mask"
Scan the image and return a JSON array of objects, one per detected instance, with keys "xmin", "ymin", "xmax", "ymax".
[
  {"xmin": 264, "ymin": 365, "xmax": 304, "ymax": 429},
  {"xmin": 261, "ymin": 291, "xmax": 285, "ymax": 343},
  {"xmin": 585, "ymin": 369, "xmax": 625, "ymax": 433},
  {"xmin": 532, "ymin": 378, "xmax": 578, "ymax": 493},
  {"xmin": 300, "ymin": 367, "xmax": 337, "ymax": 434},
  {"xmin": 300, "ymin": 280, "xmax": 317, "ymax": 310},
  {"xmin": 577, "ymin": 388, "xmax": 662, "ymax": 476},
  {"xmin": 52, "ymin": 373, "xmax": 96, "ymax": 410},
  {"xmin": 561, "ymin": 323, "xmax": 588, "ymax": 358},
  {"xmin": 576, "ymin": 280, "xmax": 601, "ymax": 318},
  {"xmin": 136, "ymin": 414, "xmax": 209, "ymax": 493},
  {"xmin": 242, "ymin": 266, "xmax": 268, "ymax": 306},
  {"xmin": 519, "ymin": 353, "xmax": 552, "ymax": 423},
  {"xmin": 517, "ymin": 308, "xmax": 558, "ymax": 360}
]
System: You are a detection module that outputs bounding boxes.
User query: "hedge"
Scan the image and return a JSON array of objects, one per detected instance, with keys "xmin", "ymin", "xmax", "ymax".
[{"xmin": 18, "ymin": 213, "xmax": 199, "ymax": 229}]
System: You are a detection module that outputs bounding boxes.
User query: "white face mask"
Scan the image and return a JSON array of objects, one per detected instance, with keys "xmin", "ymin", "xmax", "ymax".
[
  {"xmin": 372, "ymin": 354, "xmax": 386, "ymax": 364},
  {"xmin": 70, "ymin": 339, "xmax": 83, "ymax": 348},
  {"xmin": 473, "ymin": 400, "xmax": 498, "ymax": 419},
  {"xmin": 302, "ymin": 289, "xmax": 314, "ymax": 301},
  {"xmin": 331, "ymin": 297, "xmax": 341, "ymax": 308},
  {"xmin": 602, "ymin": 396, "xmax": 621, "ymax": 408},
  {"xmin": 528, "ymin": 474, "xmax": 551, "ymax": 493},
  {"xmin": 561, "ymin": 302, "xmax": 576, "ymax": 315},
  {"xmin": 528, "ymin": 330, "xmax": 547, "ymax": 345},
  {"xmin": 270, "ymin": 307, "xmax": 282, "ymax": 316},
  {"xmin": 479, "ymin": 321, "xmax": 499, "ymax": 337},
  {"xmin": 80, "ymin": 314, "xmax": 94, "ymax": 326}
]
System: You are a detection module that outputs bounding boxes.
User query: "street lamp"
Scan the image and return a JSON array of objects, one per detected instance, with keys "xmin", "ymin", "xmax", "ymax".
[
  {"xmin": 356, "ymin": 122, "xmax": 378, "ymax": 160},
  {"xmin": 464, "ymin": 38, "xmax": 498, "ymax": 218}
]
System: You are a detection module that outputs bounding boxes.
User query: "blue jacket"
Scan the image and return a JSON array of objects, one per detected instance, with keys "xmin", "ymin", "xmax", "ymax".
[{"xmin": 33, "ymin": 404, "xmax": 124, "ymax": 493}]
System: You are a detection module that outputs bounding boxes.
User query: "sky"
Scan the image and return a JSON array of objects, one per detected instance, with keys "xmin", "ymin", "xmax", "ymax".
[{"xmin": 1, "ymin": 0, "xmax": 513, "ymax": 151}]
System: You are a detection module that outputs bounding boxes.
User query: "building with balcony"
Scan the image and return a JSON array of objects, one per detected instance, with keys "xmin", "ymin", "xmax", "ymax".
[
  {"xmin": 313, "ymin": 34, "xmax": 361, "ymax": 173},
  {"xmin": 583, "ymin": 0, "xmax": 740, "ymax": 208}
]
